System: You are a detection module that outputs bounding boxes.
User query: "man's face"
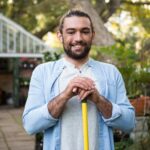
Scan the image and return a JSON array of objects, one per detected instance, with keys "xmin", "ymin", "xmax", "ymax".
[{"xmin": 58, "ymin": 16, "xmax": 95, "ymax": 60}]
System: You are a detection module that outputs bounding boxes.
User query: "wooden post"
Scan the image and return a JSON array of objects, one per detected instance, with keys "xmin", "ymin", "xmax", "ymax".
[{"xmin": 13, "ymin": 58, "xmax": 19, "ymax": 107}]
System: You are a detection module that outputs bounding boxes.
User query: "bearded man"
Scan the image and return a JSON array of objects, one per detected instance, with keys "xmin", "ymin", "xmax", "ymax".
[{"xmin": 23, "ymin": 10, "xmax": 135, "ymax": 150}]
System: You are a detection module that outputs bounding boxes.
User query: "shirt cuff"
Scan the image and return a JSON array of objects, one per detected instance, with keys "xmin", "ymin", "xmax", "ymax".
[
  {"xmin": 102, "ymin": 103, "xmax": 121, "ymax": 122},
  {"xmin": 41, "ymin": 103, "xmax": 59, "ymax": 121}
]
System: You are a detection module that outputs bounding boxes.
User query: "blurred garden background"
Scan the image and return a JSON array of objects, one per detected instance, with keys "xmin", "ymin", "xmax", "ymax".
[{"xmin": 0, "ymin": 0, "xmax": 150, "ymax": 150}]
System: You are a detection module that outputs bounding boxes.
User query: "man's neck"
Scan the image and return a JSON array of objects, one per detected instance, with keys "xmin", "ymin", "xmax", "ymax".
[{"xmin": 64, "ymin": 55, "xmax": 89, "ymax": 69}]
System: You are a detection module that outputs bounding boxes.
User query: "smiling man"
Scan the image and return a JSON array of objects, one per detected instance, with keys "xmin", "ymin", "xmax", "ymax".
[
  {"xmin": 23, "ymin": 10, "xmax": 135, "ymax": 150},
  {"xmin": 58, "ymin": 13, "xmax": 94, "ymax": 61}
]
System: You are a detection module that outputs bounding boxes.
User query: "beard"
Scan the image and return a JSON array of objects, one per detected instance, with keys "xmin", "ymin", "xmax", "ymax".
[{"xmin": 63, "ymin": 40, "xmax": 92, "ymax": 60}]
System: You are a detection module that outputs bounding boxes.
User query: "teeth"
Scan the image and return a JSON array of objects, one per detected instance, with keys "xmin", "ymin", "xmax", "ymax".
[{"xmin": 73, "ymin": 45, "xmax": 82, "ymax": 48}]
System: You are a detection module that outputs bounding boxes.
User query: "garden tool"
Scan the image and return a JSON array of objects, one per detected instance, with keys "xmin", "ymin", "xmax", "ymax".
[{"xmin": 82, "ymin": 99, "xmax": 89, "ymax": 150}]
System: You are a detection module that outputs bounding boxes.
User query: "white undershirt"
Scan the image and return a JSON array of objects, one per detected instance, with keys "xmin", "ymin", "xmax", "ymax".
[{"xmin": 59, "ymin": 58, "xmax": 99, "ymax": 150}]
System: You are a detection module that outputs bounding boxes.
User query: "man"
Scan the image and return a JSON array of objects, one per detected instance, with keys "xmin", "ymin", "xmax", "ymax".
[{"xmin": 23, "ymin": 10, "xmax": 135, "ymax": 150}]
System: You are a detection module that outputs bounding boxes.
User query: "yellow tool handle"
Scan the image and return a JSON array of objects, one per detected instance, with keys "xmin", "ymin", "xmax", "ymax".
[{"xmin": 82, "ymin": 100, "xmax": 89, "ymax": 150}]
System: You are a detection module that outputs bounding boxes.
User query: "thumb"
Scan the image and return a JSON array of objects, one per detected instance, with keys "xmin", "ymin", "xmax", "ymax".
[{"xmin": 72, "ymin": 87, "xmax": 77, "ymax": 93}]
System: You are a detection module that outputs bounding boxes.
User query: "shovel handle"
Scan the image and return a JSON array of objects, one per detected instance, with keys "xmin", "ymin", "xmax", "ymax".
[{"xmin": 82, "ymin": 100, "xmax": 89, "ymax": 150}]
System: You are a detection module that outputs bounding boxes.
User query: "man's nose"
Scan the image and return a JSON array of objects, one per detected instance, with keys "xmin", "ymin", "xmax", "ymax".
[{"xmin": 75, "ymin": 32, "xmax": 82, "ymax": 41}]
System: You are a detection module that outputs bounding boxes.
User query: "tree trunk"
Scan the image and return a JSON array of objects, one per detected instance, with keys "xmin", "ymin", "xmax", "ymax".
[{"xmin": 69, "ymin": 0, "xmax": 115, "ymax": 46}]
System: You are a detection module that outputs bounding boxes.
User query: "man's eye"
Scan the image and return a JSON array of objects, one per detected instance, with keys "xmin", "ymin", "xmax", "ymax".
[
  {"xmin": 82, "ymin": 30, "xmax": 90, "ymax": 34},
  {"xmin": 66, "ymin": 28, "xmax": 76, "ymax": 34},
  {"xmin": 67, "ymin": 31, "xmax": 75, "ymax": 35}
]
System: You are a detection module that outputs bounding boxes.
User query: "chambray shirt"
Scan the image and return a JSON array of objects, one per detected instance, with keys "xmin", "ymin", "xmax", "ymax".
[{"xmin": 22, "ymin": 58, "xmax": 135, "ymax": 150}]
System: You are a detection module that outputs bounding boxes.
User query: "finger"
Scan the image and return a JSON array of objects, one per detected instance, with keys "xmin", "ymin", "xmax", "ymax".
[
  {"xmin": 72, "ymin": 87, "xmax": 77, "ymax": 93},
  {"xmin": 82, "ymin": 77, "xmax": 95, "ymax": 89},
  {"xmin": 78, "ymin": 89, "xmax": 86, "ymax": 100},
  {"xmin": 80, "ymin": 89, "xmax": 94, "ymax": 101},
  {"xmin": 73, "ymin": 77, "xmax": 94, "ymax": 90},
  {"xmin": 80, "ymin": 77, "xmax": 95, "ymax": 90},
  {"xmin": 71, "ymin": 81, "xmax": 89, "ymax": 91},
  {"xmin": 72, "ymin": 82, "xmax": 89, "ymax": 90}
]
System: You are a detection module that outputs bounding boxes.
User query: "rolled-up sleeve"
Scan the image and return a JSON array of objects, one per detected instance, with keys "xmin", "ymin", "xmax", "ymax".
[
  {"xmin": 102, "ymin": 66, "xmax": 136, "ymax": 133},
  {"xmin": 22, "ymin": 64, "xmax": 58, "ymax": 135}
]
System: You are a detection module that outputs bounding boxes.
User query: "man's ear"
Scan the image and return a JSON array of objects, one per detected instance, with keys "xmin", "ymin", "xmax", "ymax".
[
  {"xmin": 57, "ymin": 31, "xmax": 63, "ymax": 43},
  {"xmin": 91, "ymin": 31, "xmax": 95, "ymax": 44},
  {"xmin": 92, "ymin": 31, "xmax": 95, "ymax": 39}
]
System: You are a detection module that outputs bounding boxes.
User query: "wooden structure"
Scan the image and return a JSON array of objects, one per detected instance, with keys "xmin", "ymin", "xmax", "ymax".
[{"xmin": 0, "ymin": 13, "xmax": 52, "ymax": 107}]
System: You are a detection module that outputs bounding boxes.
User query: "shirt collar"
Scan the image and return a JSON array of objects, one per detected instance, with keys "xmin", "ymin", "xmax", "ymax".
[{"xmin": 61, "ymin": 57, "xmax": 92, "ymax": 69}]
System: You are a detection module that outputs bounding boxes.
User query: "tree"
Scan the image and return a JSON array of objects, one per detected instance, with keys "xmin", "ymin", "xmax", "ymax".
[
  {"xmin": 1, "ymin": 0, "xmax": 149, "ymax": 45},
  {"xmin": 0, "ymin": 0, "xmax": 150, "ymax": 62},
  {"xmin": 0, "ymin": 0, "xmax": 119, "ymax": 46}
]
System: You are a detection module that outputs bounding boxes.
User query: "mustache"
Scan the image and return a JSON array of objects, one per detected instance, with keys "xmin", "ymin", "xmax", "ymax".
[{"xmin": 71, "ymin": 41, "xmax": 87, "ymax": 46}]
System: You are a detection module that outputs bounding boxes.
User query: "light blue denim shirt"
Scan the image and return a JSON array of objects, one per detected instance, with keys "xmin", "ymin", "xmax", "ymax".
[{"xmin": 22, "ymin": 58, "xmax": 135, "ymax": 150}]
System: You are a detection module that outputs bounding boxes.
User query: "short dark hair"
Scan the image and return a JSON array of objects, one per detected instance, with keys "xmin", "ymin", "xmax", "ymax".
[{"xmin": 59, "ymin": 10, "xmax": 94, "ymax": 33}]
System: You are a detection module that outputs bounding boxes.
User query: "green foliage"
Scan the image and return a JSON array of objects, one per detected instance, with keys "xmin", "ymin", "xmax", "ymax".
[
  {"xmin": 92, "ymin": 42, "xmax": 139, "ymax": 67},
  {"xmin": 0, "ymin": 0, "xmax": 69, "ymax": 37},
  {"xmin": 43, "ymin": 50, "xmax": 62, "ymax": 62},
  {"xmin": 126, "ymin": 136, "xmax": 150, "ymax": 150},
  {"xmin": 115, "ymin": 139, "xmax": 133, "ymax": 150},
  {"xmin": 91, "ymin": 40, "xmax": 150, "ymax": 97},
  {"xmin": 1, "ymin": 0, "xmax": 149, "ymax": 98},
  {"xmin": 123, "ymin": 2, "xmax": 150, "ymax": 33}
]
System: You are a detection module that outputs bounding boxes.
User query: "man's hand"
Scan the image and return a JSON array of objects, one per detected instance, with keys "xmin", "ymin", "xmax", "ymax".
[
  {"xmin": 88, "ymin": 88, "xmax": 112, "ymax": 119},
  {"xmin": 48, "ymin": 76, "xmax": 112, "ymax": 119},
  {"xmin": 78, "ymin": 87, "xmax": 112, "ymax": 119},
  {"xmin": 63, "ymin": 76, "xmax": 95, "ymax": 100},
  {"xmin": 47, "ymin": 76, "xmax": 95, "ymax": 118}
]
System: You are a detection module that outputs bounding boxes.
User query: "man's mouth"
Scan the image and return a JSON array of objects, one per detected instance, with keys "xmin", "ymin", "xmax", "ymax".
[
  {"xmin": 73, "ymin": 45, "xmax": 83, "ymax": 48},
  {"xmin": 71, "ymin": 42, "xmax": 86, "ymax": 48},
  {"xmin": 71, "ymin": 44, "xmax": 84, "ymax": 51}
]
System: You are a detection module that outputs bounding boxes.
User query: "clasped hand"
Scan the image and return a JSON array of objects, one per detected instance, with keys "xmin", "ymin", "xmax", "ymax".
[{"xmin": 64, "ymin": 76, "xmax": 99, "ymax": 103}]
